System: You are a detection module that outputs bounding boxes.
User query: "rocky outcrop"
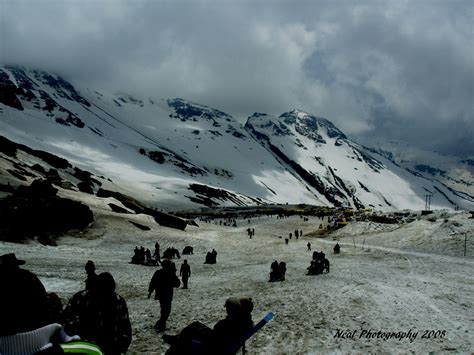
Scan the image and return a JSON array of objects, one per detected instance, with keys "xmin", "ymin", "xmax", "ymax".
[{"xmin": 0, "ymin": 179, "xmax": 94, "ymax": 243}]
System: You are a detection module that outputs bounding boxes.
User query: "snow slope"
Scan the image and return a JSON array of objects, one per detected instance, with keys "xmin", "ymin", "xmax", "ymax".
[
  {"xmin": 245, "ymin": 110, "xmax": 474, "ymax": 210},
  {"xmin": 0, "ymin": 200, "xmax": 472, "ymax": 354},
  {"xmin": 1, "ymin": 65, "xmax": 472, "ymax": 211},
  {"xmin": 362, "ymin": 139, "xmax": 474, "ymax": 196}
]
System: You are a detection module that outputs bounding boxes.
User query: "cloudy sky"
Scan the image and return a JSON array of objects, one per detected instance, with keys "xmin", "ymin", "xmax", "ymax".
[{"xmin": 1, "ymin": 0, "xmax": 473, "ymax": 156}]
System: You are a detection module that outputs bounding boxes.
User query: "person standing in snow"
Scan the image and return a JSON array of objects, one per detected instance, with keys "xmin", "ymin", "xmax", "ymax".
[
  {"xmin": 1, "ymin": 253, "xmax": 81, "ymax": 353},
  {"xmin": 148, "ymin": 260, "xmax": 181, "ymax": 331},
  {"xmin": 154, "ymin": 242, "xmax": 161, "ymax": 263},
  {"xmin": 307, "ymin": 242, "xmax": 311, "ymax": 251},
  {"xmin": 84, "ymin": 260, "xmax": 98, "ymax": 290},
  {"xmin": 180, "ymin": 260, "xmax": 191, "ymax": 289},
  {"xmin": 62, "ymin": 272, "xmax": 132, "ymax": 354}
]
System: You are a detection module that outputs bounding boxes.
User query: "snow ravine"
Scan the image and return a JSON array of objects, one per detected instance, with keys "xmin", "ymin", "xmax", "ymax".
[{"xmin": 1, "ymin": 207, "xmax": 472, "ymax": 354}]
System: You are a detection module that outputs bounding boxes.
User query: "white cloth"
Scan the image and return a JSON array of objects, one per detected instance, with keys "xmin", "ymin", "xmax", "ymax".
[{"xmin": 0, "ymin": 323, "xmax": 80, "ymax": 354}]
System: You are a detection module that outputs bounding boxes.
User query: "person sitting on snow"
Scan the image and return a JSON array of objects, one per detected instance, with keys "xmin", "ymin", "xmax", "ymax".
[{"xmin": 163, "ymin": 297, "xmax": 254, "ymax": 355}]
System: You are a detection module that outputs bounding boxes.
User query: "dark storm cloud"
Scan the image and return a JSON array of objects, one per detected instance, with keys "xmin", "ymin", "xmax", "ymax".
[{"xmin": 1, "ymin": 0, "xmax": 472, "ymax": 155}]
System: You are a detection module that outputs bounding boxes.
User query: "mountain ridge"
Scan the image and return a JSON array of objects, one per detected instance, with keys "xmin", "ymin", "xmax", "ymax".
[{"xmin": 1, "ymin": 65, "xmax": 472, "ymax": 211}]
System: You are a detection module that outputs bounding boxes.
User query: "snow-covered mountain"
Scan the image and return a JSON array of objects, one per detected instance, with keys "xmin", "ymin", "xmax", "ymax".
[
  {"xmin": 359, "ymin": 139, "xmax": 474, "ymax": 196},
  {"xmin": 244, "ymin": 111, "xmax": 473, "ymax": 210},
  {"xmin": 0, "ymin": 65, "xmax": 472, "ymax": 211}
]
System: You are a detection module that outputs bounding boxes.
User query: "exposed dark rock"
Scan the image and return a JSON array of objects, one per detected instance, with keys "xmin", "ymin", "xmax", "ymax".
[
  {"xmin": 358, "ymin": 181, "xmax": 371, "ymax": 193},
  {"xmin": 71, "ymin": 167, "xmax": 101, "ymax": 188},
  {"xmin": 0, "ymin": 183, "xmax": 15, "ymax": 193},
  {"xmin": 208, "ymin": 130, "xmax": 222, "ymax": 137},
  {"xmin": 96, "ymin": 188, "xmax": 145, "ymax": 213},
  {"xmin": 351, "ymin": 147, "xmax": 384, "ymax": 173},
  {"xmin": 45, "ymin": 169, "xmax": 63, "ymax": 185},
  {"xmin": 142, "ymin": 207, "xmax": 188, "ymax": 230},
  {"xmin": 167, "ymin": 98, "xmax": 229, "ymax": 129},
  {"xmin": 415, "ymin": 164, "xmax": 447, "ymax": 177},
  {"xmin": 73, "ymin": 167, "xmax": 92, "ymax": 182},
  {"xmin": 0, "ymin": 180, "xmax": 93, "ymax": 243},
  {"xmin": 267, "ymin": 142, "xmax": 342, "ymax": 207},
  {"xmin": 0, "ymin": 135, "xmax": 73, "ymax": 171},
  {"xmin": 35, "ymin": 71, "xmax": 91, "ymax": 107},
  {"xmin": 0, "ymin": 135, "xmax": 19, "ymax": 157},
  {"xmin": 244, "ymin": 122, "xmax": 270, "ymax": 141},
  {"xmin": 109, "ymin": 203, "xmax": 129, "ymax": 214},
  {"xmin": 129, "ymin": 221, "xmax": 151, "ymax": 230},
  {"xmin": 16, "ymin": 179, "xmax": 58, "ymax": 197},
  {"xmin": 0, "ymin": 70, "xmax": 24, "ymax": 110},
  {"xmin": 89, "ymin": 127, "xmax": 104, "ymax": 136},
  {"xmin": 35, "ymin": 151, "xmax": 71, "ymax": 169},
  {"xmin": 31, "ymin": 164, "xmax": 46, "ymax": 174},
  {"xmin": 460, "ymin": 159, "xmax": 474, "ymax": 167},
  {"xmin": 6, "ymin": 169, "xmax": 27, "ymax": 181},
  {"xmin": 186, "ymin": 183, "xmax": 263, "ymax": 208},
  {"xmin": 433, "ymin": 185, "xmax": 456, "ymax": 206},
  {"xmin": 77, "ymin": 181, "xmax": 94, "ymax": 194},
  {"xmin": 148, "ymin": 151, "xmax": 166, "ymax": 164},
  {"xmin": 37, "ymin": 233, "xmax": 57, "ymax": 246}
]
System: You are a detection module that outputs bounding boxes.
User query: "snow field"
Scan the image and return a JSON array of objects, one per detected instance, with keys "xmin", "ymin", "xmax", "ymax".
[{"xmin": 0, "ymin": 210, "xmax": 473, "ymax": 354}]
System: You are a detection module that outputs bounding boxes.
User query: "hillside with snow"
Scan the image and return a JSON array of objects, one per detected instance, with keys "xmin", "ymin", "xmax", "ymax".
[
  {"xmin": 245, "ymin": 111, "xmax": 474, "ymax": 210},
  {"xmin": 0, "ymin": 204, "xmax": 472, "ymax": 354},
  {"xmin": 360, "ymin": 139, "xmax": 474, "ymax": 196},
  {"xmin": 0, "ymin": 65, "xmax": 473, "ymax": 211}
]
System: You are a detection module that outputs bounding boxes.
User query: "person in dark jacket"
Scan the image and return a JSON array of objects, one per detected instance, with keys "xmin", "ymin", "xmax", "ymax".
[
  {"xmin": 0, "ymin": 253, "xmax": 79, "ymax": 353},
  {"xmin": 0, "ymin": 253, "xmax": 51, "ymax": 336},
  {"xmin": 85, "ymin": 260, "xmax": 98, "ymax": 290},
  {"xmin": 62, "ymin": 272, "xmax": 132, "ymax": 354},
  {"xmin": 163, "ymin": 297, "xmax": 254, "ymax": 355},
  {"xmin": 179, "ymin": 260, "xmax": 191, "ymax": 289},
  {"xmin": 148, "ymin": 259, "xmax": 181, "ymax": 331}
]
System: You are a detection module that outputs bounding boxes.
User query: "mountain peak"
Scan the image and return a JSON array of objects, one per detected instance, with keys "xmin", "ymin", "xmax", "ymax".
[
  {"xmin": 167, "ymin": 98, "xmax": 233, "ymax": 124},
  {"xmin": 278, "ymin": 110, "xmax": 347, "ymax": 141},
  {"xmin": 2, "ymin": 64, "xmax": 472, "ymax": 211}
]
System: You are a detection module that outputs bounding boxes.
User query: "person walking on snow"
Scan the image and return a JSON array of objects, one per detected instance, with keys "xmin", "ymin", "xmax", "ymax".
[
  {"xmin": 180, "ymin": 260, "xmax": 191, "ymax": 289},
  {"xmin": 148, "ymin": 260, "xmax": 180, "ymax": 331}
]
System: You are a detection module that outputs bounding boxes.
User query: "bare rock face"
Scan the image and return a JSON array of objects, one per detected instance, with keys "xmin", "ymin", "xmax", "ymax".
[
  {"xmin": 0, "ymin": 70, "xmax": 24, "ymax": 110},
  {"xmin": 0, "ymin": 179, "xmax": 94, "ymax": 243}
]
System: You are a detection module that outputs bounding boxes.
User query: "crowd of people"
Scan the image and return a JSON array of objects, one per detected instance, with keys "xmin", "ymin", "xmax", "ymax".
[
  {"xmin": 269, "ymin": 260, "xmax": 287, "ymax": 282},
  {"xmin": 130, "ymin": 243, "xmax": 192, "ymax": 266},
  {"xmin": 0, "ymin": 214, "xmax": 343, "ymax": 354},
  {"xmin": 0, "ymin": 254, "xmax": 131, "ymax": 354},
  {"xmin": 204, "ymin": 249, "xmax": 218, "ymax": 264},
  {"xmin": 130, "ymin": 243, "xmax": 161, "ymax": 265},
  {"xmin": 307, "ymin": 251, "xmax": 330, "ymax": 275}
]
